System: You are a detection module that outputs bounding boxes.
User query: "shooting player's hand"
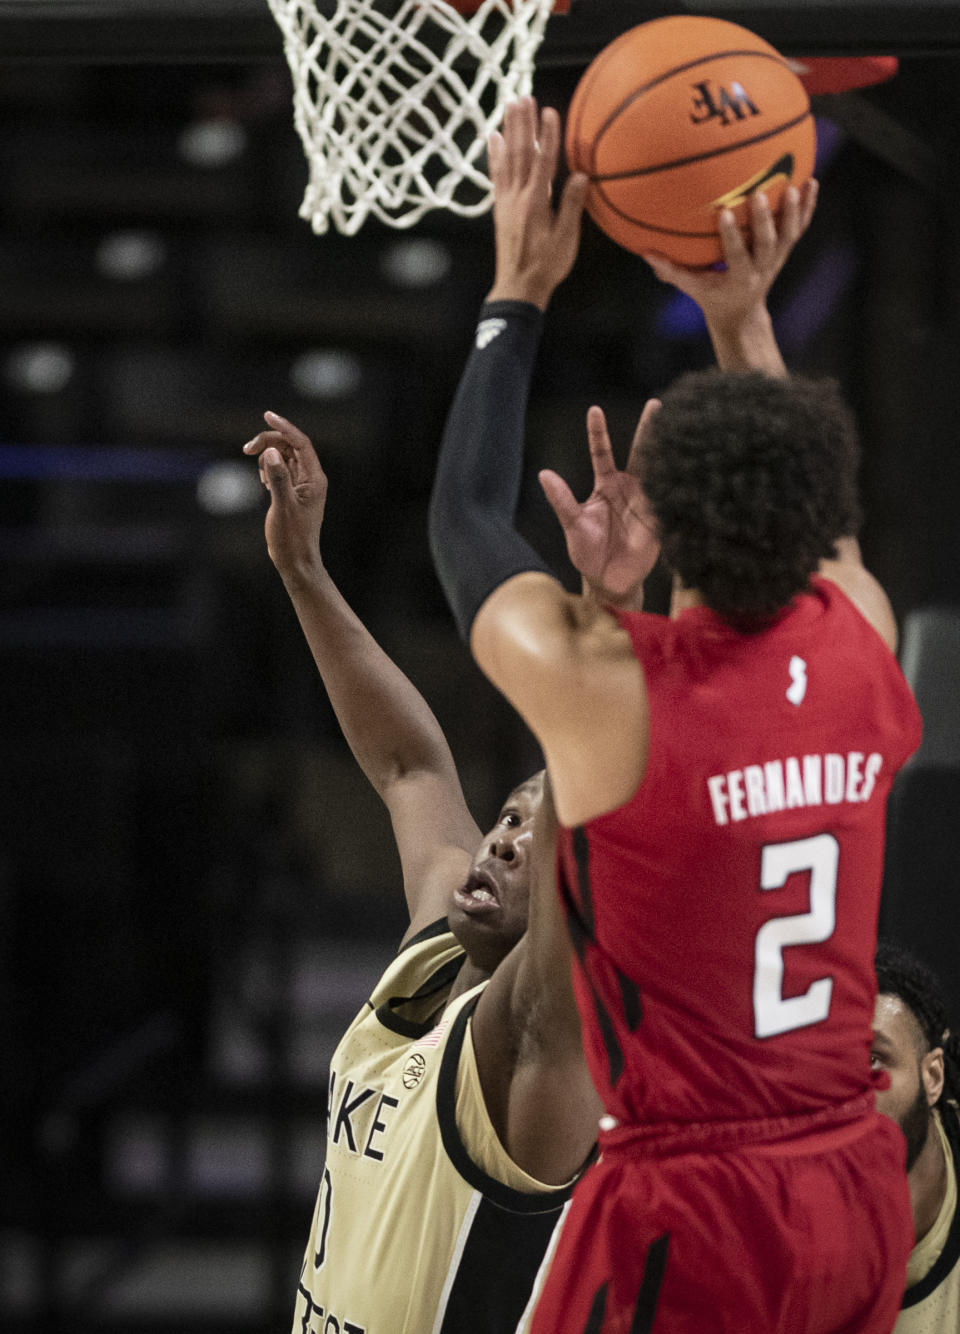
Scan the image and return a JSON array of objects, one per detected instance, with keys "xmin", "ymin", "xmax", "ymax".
[{"xmin": 641, "ymin": 180, "xmax": 818, "ymax": 329}]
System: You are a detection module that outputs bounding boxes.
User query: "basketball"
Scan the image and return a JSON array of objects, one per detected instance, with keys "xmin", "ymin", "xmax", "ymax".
[{"xmin": 565, "ymin": 15, "xmax": 817, "ymax": 267}]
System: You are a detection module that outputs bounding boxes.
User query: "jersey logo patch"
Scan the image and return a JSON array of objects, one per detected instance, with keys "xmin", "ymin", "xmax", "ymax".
[
  {"xmin": 786, "ymin": 655, "xmax": 808, "ymax": 706},
  {"xmin": 475, "ymin": 317, "xmax": 506, "ymax": 349},
  {"xmin": 402, "ymin": 1052, "xmax": 427, "ymax": 1089}
]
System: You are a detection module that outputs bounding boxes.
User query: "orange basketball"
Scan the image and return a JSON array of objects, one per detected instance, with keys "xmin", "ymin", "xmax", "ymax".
[{"xmin": 565, "ymin": 15, "xmax": 816, "ymax": 267}]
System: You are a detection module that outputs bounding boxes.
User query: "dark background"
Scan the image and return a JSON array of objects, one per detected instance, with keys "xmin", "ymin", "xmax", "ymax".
[{"xmin": 1, "ymin": 2, "xmax": 959, "ymax": 1330}]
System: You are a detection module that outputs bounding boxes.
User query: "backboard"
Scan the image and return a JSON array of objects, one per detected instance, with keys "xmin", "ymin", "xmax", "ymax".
[{"xmin": 3, "ymin": 0, "xmax": 960, "ymax": 63}]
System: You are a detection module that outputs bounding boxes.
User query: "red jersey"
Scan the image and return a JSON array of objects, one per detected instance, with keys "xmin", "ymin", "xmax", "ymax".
[{"xmin": 557, "ymin": 576, "xmax": 922, "ymax": 1128}]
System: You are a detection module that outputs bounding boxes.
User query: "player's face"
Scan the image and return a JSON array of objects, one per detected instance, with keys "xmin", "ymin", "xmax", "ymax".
[
  {"xmin": 448, "ymin": 773, "xmax": 544, "ymax": 974},
  {"xmin": 872, "ymin": 993, "xmax": 937, "ymax": 1172}
]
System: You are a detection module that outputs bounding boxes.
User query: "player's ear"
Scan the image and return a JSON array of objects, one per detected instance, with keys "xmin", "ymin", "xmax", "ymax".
[{"xmin": 921, "ymin": 1047, "xmax": 945, "ymax": 1107}]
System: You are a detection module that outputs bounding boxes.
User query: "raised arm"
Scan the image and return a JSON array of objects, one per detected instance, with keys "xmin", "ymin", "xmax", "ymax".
[
  {"xmin": 470, "ymin": 774, "xmax": 601, "ymax": 1185},
  {"xmin": 428, "ymin": 98, "xmax": 587, "ymax": 642},
  {"xmin": 429, "ymin": 99, "xmax": 652, "ymax": 828},
  {"xmin": 244, "ymin": 415, "xmax": 480, "ymax": 940},
  {"xmin": 642, "ymin": 185, "xmax": 897, "ymax": 648},
  {"xmin": 427, "ymin": 104, "xmax": 644, "ymax": 1181}
]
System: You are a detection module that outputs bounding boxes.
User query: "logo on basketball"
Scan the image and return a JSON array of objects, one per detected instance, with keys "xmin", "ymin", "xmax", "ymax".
[
  {"xmin": 402, "ymin": 1052, "xmax": 427, "ymax": 1089},
  {"xmin": 711, "ymin": 154, "xmax": 795, "ymax": 212},
  {"xmin": 690, "ymin": 80, "xmax": 760, "ymax": 127}
]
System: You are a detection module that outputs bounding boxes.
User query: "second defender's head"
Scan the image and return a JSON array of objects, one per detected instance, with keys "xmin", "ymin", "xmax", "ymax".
[
  {"xmin": 872, "ymin": 940, "xmax": 959, "ymax": 1172},
  {"xmin": 447, "ymin": 772, "xmax": 545, "ymax": 974},
  {"xmin": 637, "ymin": 370, "xmax": 862, "ymax": 629}
]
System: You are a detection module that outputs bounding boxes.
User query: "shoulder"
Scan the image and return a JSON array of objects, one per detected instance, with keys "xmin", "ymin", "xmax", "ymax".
[
  {"xmin": 471, "ymin": 573, "xmax": 644, "ymax": 733},
  {"xmin": 815, "ymin": 539, "xmax": 898, "ymax": 652},
  {"xmin": 472, "ymin": 573, "xmax": 634, "ymax": 673},
  {"xmin": 471, "ymin": 576, "xmax": 650, "ymax": 825},
  {"xmin": 368, "ymin": 920, "xmax": 465, "ymax": 1032},
  {"xmin": 901, "ymin": 1104, "xmax": 960, "ymax": 1312}
]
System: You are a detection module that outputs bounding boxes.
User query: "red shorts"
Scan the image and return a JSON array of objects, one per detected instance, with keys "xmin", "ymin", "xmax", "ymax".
[{"xmin": 527, "ymin": 1099, "xmax": 912, "ymax": 1334}]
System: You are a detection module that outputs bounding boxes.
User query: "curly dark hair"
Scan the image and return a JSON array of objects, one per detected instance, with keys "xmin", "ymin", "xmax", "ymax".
[
  {"xmin": 875, "ymin": 939, "xmax": 960, "ymax": 1107},
  {"xmin": 638, "ymin": 370, "xmax": 862, "ymax": 629}
]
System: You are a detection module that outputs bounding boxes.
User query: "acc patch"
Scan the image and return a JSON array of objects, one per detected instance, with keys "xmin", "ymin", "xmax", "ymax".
[{"xmin": 402, "ymin": 1052, "xmax": 427, "ymax": 1089}]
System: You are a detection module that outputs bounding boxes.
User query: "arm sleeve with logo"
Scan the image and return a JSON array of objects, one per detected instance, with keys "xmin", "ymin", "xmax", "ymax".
[{"xmin": 428, "ymin": 299, "xmax": 555, "ymax": 642}]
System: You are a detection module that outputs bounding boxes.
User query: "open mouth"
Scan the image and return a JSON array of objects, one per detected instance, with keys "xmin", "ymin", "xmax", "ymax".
[{"xmin": 452, "ymin": 870, "xmax": 501, "ymax": 915}]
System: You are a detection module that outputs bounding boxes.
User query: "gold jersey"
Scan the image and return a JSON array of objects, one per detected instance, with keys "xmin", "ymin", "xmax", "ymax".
[
  {"xmin": 292, "ymin": 919, "xmax": 577, "ymax": 1334},
  {"xmin": 895, "ymin": 1104, "xmax": 960, "ymax": 1334}
]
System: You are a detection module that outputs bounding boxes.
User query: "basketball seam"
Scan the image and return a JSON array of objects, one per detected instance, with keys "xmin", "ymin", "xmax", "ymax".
[
  {"xmin": 590, "ymin": 206, "xmax": 738, "ymax": 241},
  {"xmin": 593, "ymin": 110, "xmax": 812, "ymax": 183},
  {"xmin": 593, "ymin": 49, "xmax": 798, "ymax": 151}
]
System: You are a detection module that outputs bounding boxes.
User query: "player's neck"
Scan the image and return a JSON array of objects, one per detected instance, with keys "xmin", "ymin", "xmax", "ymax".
[
  {"xmin": 669, "ymin": 578, "xmax": 704, "ymax": 618},
  {"xmin": 445, "ymin": 958, "xmax": 490, "ymax": 1008},
  {"xmin": 909, "ymin": 1111, "xmax": 949, "ymax": 1244}
]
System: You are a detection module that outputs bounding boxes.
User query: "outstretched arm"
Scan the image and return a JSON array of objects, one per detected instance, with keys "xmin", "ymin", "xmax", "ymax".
[
  {"xmin": 642, "ymin": 187, "xmax": 896, "ymax": 647},
  {"xmin": 429, "ymin": 102, "xmax": 640, "ymax": 1181},
  {"xmin": 537, "ymin": 188, "xmax": 819, "ymax": 612},
  {"xmin": 428, "ymin": 98, "xmax": 588, "ymax": 642},
  {"xmin": 429, "ymin": 98, "xmax": 648, "ymax": 828},
  {"xmin": 244, "ymin": 415, "xmax": 480, "ymax": 941},
  {"xmin": 470, "ymin": 774, "xmax": 602, "ymax": 1186}
]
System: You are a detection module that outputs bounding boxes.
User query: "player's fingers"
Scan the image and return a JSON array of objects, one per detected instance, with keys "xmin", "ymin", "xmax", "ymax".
[
  {"xmin": 261, "ymin": 445, "xmax": 295, "ymax": 502},
  {"xmin": 718, "ymin": 207, "xmax": 750, "ymax": 272},
  {"xmin": 641, "ymin": 251, "xmax": 690, "ymax": 288},
  {"xmin": 243, "ymin": 429, "xmax": 286, "ymax": 458},
  {"xmin": 749, "ymin": 193, "xmax": 777, "ymax": 267},
  {"xmin": 557, "ymin": 171, "xmax": 588, "ymax": 237},
  {"xmin": 263, "ymin": 410, "xmax": 313, "ymax": 451},
  {"xmin": 487, "ymin": 129, "xmax": 506, "ymax": 185},
  {"xmin": 535, "ymin": 105, "xmax": 561, "ymax": 194},
  {"xmin": 262, "ymin": 411, "xmax": 323, "ymax": 486},
  {"xmin": 776, "ymin": 186, "xmax": 801, "ymax": 252},
  {"xmin": 538, "ymin": 469, "xmax": 580, "ymax": 529},
  {"xmin": 586, "ymin": 404, "xmax": 616, "ymax": 478},
  {"xmin": 626, "ymin": 398, "xmax": 661, "ymax": 474},
  {"xmin": 498, "ymin": 100, "xmax": 519, "ymax": 185},
  {"xmin": 798, "ymin": 177, "xmax": 819, "ymax": 235},
  {"xmin": 522, "ymin": 96, "xmax": 541, "ymax": 179},
  {"xmin": 507, "ymin": 96, "xmax": 537, "ymax": 186}
]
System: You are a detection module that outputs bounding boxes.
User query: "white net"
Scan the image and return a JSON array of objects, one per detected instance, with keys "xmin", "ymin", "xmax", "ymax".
[{"xmin": 267, "ymin": 0, "xmax": 557, "ymax": 234}]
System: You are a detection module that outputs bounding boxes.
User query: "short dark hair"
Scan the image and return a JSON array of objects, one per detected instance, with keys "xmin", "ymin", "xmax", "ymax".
[
  {"xmin": 638, "ymin": 370, "xmax": 862, "ymax": 629},
  {"xmin": 875, "ymin": 939, "xmax": 960, "ymax": 1107}
]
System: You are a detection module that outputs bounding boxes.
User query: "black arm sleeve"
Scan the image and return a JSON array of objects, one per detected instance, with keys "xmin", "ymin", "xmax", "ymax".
[{"xmin": 428, "ymin": 299, "xmax": 556, "ymax": 643}]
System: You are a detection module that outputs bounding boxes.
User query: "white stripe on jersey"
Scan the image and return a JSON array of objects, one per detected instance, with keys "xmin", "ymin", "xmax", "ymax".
[
  {"xmin": 513, "ymin": 1199, "xmax": 573, "ymax": 1334},
  {"xmin": 430, "ymin": 1189, "xmax": 482, "ymax": 1334}
]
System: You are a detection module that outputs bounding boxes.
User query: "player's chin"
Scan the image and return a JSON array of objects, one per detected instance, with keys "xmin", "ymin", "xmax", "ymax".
[
  {"xmin": 449, "ymin": 900, "xmax": 499, "ymax": 939},
  {"xmin": 449, "ymin": 905, "xmax": 518, "ymax": 970}
]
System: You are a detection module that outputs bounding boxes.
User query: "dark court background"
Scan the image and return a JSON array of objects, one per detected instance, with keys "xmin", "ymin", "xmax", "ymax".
[{"xmin": 1, "ymin": 2, "xmax": 959, "ymax": 1330}]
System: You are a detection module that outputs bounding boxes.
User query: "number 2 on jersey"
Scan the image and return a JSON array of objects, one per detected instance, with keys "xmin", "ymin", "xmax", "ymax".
[{"xmin": 753, "ymin": 833, "xmax": 839, "ymax": 1039}]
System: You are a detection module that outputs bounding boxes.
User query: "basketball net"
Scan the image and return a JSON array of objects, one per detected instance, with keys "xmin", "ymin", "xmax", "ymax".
[{"xmin": 266, "ymin": 0, "xmax": 557, "ymax": 234}]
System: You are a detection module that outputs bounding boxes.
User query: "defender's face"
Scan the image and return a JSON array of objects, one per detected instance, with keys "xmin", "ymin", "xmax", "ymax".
[
  {"xmin": 448, "ymin": 774, "xmax": 544, "ymax": 973},
  {"xmin": 872, "ymin": 993, "xmax": 937, "ymax": 1172}
]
